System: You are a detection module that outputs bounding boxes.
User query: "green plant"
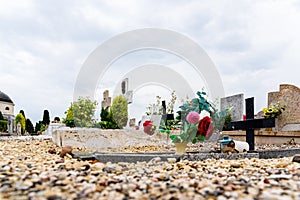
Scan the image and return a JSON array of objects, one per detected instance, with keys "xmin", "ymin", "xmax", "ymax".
[
  {"xmin": 40, "ymin": 124, "xmax": 46, "ymax": 132},
  {"xmin": 0, "ymin": 111, "xmax": 4, "ymax": 120},
  {"xmin": 111, "ymin": 95, "xmax": 128, "ymax": 128},
  {"xmin": 15, "ymin": 113, "xmax": 26, "ymax": 134},
  {"xmin": 65, "ymin": 97, "xmax": 98, "ymax": 127},
  {"xmin": 0, "ymin": 120, "xmax": 7, "ymax": 132},
  {"xmin": 99, "ymin": 107, "xmax": 119, "ymax": 129},
  {"xmin": 63, "ymin": 104, "xmax": 75, "ymax": 128},
  {"xmin": 167, "ymin": 91, "xmax": 177, "ymax": 114}
]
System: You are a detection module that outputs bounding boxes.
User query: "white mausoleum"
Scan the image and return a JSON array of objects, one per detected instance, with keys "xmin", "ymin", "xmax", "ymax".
[{"xmin": 0, "ymin": 91, "xmax": 15, "ymax": 133}]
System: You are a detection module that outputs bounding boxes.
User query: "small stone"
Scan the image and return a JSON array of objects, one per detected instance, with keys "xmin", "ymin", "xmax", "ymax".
[
  {"xmin": 55, "ymin": 159, "xmax": 64, "ymax": 164},
  {"xmin": 167, "ymin": 158, "xmax": 177, "ymax": 163},
  {"xmin": 292, "ymin": 154, "xmax": 300, "ymax": 163},
  {"xmin": 48, "ymin": 148, "xmax": 56, "ymax": 154},
  {"xmin": 60, "ymin": 146, "xmax": 73, "ymax": 158},
  {"xmin": 230, "ymin": 163, "xmax": 242, "ymax": 168},
  {"xmin": 276, "ymin": 161, "xmax": 290, "ymax": 168},
  {"xmin": 150, "ymin": 157, "xmax": 161, "ymax": 163}
]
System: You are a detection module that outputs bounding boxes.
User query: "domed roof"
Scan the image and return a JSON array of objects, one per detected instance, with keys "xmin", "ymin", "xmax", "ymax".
[{"xmin": 0, "ymin": 91, "xmax": 13, "ymax": 104}]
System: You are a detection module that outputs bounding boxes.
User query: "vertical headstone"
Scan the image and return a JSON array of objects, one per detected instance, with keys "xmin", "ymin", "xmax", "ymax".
[
  {"xmin": 101, "ymin": 90, "xmax": 112, "ymax": 109},
  {"xmin": 121, "ymin": 78, "xmax": 133, "ymax": 104},
  {"xmin": 268, "ymin": 84, "xmax": 300, "ymax": 131},
  {"xmin": 221, "ymin": 94, "xmax": 244, "ymax": 121}
]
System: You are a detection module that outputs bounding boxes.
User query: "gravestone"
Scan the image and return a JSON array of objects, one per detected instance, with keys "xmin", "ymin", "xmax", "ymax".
[
  {"xmin": 121, "ymin": 78, "xmax": 133, "ymax": 104},
  {"xmin": 268, "ymin": 84, "xmax": 300, "ymax": 131},
  {"xmin": 221, "ymin": 94, "xmax": 244, "ymax": 121},
  {"xmin": 46, "ymin": 122, "xmax": 66, "ymax": 136},
  {"xmin": 101, "ymin": 90, "xmax": 111, "ymax": 109},
  {"xmin": 228, "ymin": 97, "xmax": 275, "ymax": 151},
  {"xmin": 129, "ymin": 118, "xmax": 136, "ymax": 128}
]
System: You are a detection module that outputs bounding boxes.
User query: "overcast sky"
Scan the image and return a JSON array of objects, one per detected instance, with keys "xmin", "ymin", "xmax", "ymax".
[{"xmin": 1, "ymin": 0, "xmax": 300, "ymax": 123}]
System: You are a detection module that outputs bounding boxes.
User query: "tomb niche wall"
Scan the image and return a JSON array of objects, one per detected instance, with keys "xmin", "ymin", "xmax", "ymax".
[{"xmin": 268, "ymin": 84, "xmax": 300, "ymax": 131}]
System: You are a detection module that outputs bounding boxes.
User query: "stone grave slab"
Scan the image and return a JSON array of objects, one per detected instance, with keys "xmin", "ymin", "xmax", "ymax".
[
  {"xmin": 73, "ymin": 151, "xmax": 260, "ymax": 163},
  {"xmin": 73, "ymin": 148, "xmax": 300, "ymax": 163}
]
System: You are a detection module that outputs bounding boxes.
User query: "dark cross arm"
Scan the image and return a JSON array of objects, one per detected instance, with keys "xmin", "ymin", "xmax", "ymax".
[{"xmin": 228, "ymin": 118, "xmax": 275, "ymax": 130}]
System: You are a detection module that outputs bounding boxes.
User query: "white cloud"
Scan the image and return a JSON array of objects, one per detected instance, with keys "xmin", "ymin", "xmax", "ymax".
[{"xmin": 0, "ymin": 0, "xmax": 300, "ymax": 123}]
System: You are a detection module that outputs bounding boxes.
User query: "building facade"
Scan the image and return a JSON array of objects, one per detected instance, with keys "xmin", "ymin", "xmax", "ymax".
[{"xmin": 0, "ymin": 91, "xmax": 15, "ymax": 133}]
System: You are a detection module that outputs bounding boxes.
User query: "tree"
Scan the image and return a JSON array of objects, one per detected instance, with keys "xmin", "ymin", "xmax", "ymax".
[
  {"xmin": 35, "ymin": 122, "xmax": 41, "ymax": 133},
  {"xmin": 111, "ymin": 95, "xmax": 128, "ymax": 128},
  {"xmin": 98, "ymin": 107, "xmax": 118, "ymax": 129},
  {"xmin": 65, "ymin": 97, "xmax": 98, "ymax": 127},
  {"xmin": 19, "ymin": 110, "xmax": 26, "ymax": 119},
  {"xmin": 42, "ymin": 110, "xmax": 50, "ymax": 125},
  {"xmin": 0, "ymin": 111, "xmax": 7, "ymax": 132},
  {"xmin": 54, "ymin": 116, "xmax": 60, "ymax": 122},
  {"xmin": 0, "ymin": 111, "xmax": 4, "ymax": 120},
  {"xmin": 63, "ymin": 104, "xmax": 75, "ymax": 128},
  {"xmin": 15, "ymin": 113, "xmax": 26, "ymax": 134},
  {"xmin": 25, "ymin": 118, "xmax": 34, "ymax": 134}
]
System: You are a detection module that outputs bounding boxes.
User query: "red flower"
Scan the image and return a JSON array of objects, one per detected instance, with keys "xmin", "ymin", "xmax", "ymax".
[
  {"xmin": 143, "ymin": 120, "xmax": 155, "ymax": 135},
  {"xmin": 197, "ymin": 116, "xmax": 214, "ymax": 139}
]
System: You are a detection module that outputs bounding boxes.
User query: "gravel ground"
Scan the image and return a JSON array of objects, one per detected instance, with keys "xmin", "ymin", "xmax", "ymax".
[{"xmin": 0, "ymin": 137, "xmax": 300, "ymax": 200}]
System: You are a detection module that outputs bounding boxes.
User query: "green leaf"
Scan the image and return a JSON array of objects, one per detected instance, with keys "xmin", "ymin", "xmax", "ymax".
[{"xmin": 198, "ymin": 135, "xmax": 205, "ymax": 142}]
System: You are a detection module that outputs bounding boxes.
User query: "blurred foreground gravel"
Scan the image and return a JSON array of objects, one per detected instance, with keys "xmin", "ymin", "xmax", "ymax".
[{"xmin": 0, "ymin": 136, "xmax": 299, "ymax": 200}]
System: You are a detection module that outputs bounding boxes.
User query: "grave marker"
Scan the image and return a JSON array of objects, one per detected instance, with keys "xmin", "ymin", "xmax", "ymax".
[
  {"xmin": 228, "ymin": 97, "xmax": 275, "ymax": 151},
  {"xmin": 268, "ymin": 84, "xmax": 300, "ymax": 131},
  {"xmin": 121, "ymin": 78, "xmax": 133, "ymax": 104},
  {"xmin": 221, "ymin": 94, "xmax": 244, "ymax": 121},
  {"xmin": 101, "ymin": 90, "xmax": 112, "ymax": 109}
]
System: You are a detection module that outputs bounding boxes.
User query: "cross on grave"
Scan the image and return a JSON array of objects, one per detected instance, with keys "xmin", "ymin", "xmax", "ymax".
[
  {"xmin": 161, "ymin": 100, "xmax": 174, "ymax": 125},
  {"xmin": 227, "ymin": 97, "xmax": 275, "ymax": 151}
]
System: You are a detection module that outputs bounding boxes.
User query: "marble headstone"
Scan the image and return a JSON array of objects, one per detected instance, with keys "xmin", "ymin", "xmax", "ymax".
[{"xmin": 221, "ymin": 94, "xmax": 244, "ymax": 121}]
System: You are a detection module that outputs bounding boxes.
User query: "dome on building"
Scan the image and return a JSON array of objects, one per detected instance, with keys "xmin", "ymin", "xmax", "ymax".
[{"xmin": 0, "ymin": 91, "xmax": 13, "ymax": 104}]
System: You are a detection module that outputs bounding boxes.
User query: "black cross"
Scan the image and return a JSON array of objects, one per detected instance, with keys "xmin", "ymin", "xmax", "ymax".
[
  {"xmin": 161, "ymin": 100, "xmax": 174, "ymax": 125},
  {"xmin": 227, "ymin": 97, "xmax": 275, "ymax": 151}
]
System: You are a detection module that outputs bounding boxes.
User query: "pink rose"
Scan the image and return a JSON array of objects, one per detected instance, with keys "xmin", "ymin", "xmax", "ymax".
[{"xmin": 186, "ymin": 111, "xmax": 200, "ymax": 124}]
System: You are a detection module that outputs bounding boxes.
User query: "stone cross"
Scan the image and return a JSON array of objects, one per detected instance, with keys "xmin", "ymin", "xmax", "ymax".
[
  {"xmin": 121, "ymin": 78, "xmax": 133, "ymax": 104},
  {"xmin": 101, "ymin": 90, "xmax": 112, "ymax": 109},
  {"xmin": 227, "ymin": 97, "xmax": 275, "ymax": 151}
]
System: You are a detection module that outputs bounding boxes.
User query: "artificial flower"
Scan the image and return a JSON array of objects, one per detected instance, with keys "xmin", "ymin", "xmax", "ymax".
[
  {"xmin": 186, "ymin": 111, "xmax": 200, "ymax": 124},
  {"xmin": 197, "ymin": 116, "xmax": 214, "ymax": 139},
  {"xmin": 143, "ymin": 120, "xmax": 156, "ymax": 135}
]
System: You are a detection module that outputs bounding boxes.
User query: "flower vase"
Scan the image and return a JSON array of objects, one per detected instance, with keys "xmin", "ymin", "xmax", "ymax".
[{"xmin": 174, "ymin": 142, "xmax": 188, "ymax": 154}]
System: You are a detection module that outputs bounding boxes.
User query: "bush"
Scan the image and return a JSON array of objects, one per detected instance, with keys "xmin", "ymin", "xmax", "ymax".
[
  {"xmin": 111, "ymin": 95, "xmax": 128, "ymax": 128},
  {"xmin": 25, "ymin": 119, "xmax": 34, "ymax": 134},
  {"xmin": 15, "ymin": 113, "xmax": 26, "ymax": 134},
  {"xmin": 0, "ymin": 120, "xmax": 7, "ymax": 132}
]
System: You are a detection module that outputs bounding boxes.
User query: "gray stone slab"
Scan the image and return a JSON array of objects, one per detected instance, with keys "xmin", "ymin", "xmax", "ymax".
[
  {"xmin": 74, "ymin": 149, "xmax": 300, "ymax": 163},
  {"xmin": 91, "ymin": 152, "xmax": 259, "ymax": 163},
  {"xmin": 257, "ymin": 148, "xmax": 300, "ymax": 159},
  {"xmin": 94, "ymin": 153, "xmax": 180, "ymax": 163}
]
